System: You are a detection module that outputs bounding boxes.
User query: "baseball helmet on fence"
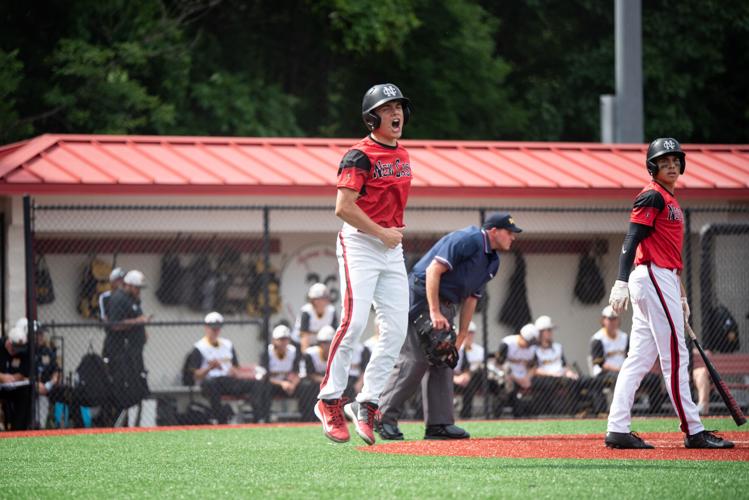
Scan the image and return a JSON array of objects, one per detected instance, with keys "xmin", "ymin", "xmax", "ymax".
[
  {"xmin": 646, "ymin": 138, "xmax": 686, "ymax": 176},
  {"xmin": 361, "ymin": 83, "xmax": 412, "ymax": 131}
]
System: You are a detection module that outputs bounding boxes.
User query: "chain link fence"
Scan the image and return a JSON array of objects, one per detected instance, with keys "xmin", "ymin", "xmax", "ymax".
[{"xmin": 7, "ymin": 201, "xmax": 749, "ymax": 430}]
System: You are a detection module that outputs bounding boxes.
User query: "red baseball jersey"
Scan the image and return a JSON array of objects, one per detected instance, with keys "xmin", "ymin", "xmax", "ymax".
[
  {"xmin": 630, "ymin": 180, "xmax": 684, "ymax": 271},
  {"xmin": 336, "ymin": 135, "xmax": 412, "ymax": 228}
]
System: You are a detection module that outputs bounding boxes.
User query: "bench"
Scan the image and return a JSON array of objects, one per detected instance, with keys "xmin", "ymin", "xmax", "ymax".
[
  {"xmin": 692, "ymin": 352, "xmax": 749, "ymax": 412},
  {"xmin": 150, "ymin": 384, "xmax": 301, "ymax": 425}
]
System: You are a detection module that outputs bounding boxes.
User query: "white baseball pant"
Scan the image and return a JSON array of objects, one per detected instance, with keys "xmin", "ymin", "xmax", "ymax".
[
  {"xmin": 607, "ymin": 263, "xmax": 704, "ymax": 435},
  {"xmin": 318, "ymin": 224, "xmax": 409, "ymax": 405}
]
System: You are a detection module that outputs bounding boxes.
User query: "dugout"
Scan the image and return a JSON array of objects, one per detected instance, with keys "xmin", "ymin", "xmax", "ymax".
[{"xmin": 1, "ymin": 134, "xmax": 748, "ymax": 395}]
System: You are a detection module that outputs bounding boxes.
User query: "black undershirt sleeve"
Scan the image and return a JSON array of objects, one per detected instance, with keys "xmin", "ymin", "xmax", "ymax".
[
  {"xmin": 337, "ymin": 149, "xmax": 371, "ymax": 175},
  {"xmin": 616, "ymin": 222, "xmax": 652, "ymax": 281},
  {"xmin": 497, "ymin": 343, "xmax": 509, "ymax": 364},
  {"xmin": 590, "ymin": 339, "xmax": 605, "ymax": 368}
]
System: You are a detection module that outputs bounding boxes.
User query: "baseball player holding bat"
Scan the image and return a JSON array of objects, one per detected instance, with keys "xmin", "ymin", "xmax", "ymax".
[
  {"xmin": 314, "ymin": 83, "xmax": 413, "ymax": 445},
  {"xmin": 605, "ymin": 138, "xmax": 733, "ymax": 449}
]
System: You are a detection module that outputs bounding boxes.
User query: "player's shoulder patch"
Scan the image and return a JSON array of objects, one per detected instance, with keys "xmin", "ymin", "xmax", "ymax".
[
  {"xmin": 633, "ymin": 189, "xmax": 665, "ymax": 210},
  {"xmin": 338, "ymin": 149, "xmax": 371, "ymax": 173}
]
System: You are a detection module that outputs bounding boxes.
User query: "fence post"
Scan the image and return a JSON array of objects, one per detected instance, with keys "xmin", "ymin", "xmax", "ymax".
[
  {"xmin": 1, "ymin": 212, "xmax": 5, "ymax": 338},
  {"xmin": 478, "ymin": 208, "xmax": 490, "ymax": 419},
  {"xmin": 684, "ymin": 208, "xmax": 693, "ymax": 310},
  {"xmin": 23, "ymin": 195, "xmax": 37, "ymax": 429},
  {"xmin": 262, "ymin": 206, "xmax": 271, "ymax": 370}
]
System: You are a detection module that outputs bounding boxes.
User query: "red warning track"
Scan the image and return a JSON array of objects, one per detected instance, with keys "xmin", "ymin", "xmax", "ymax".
[
  {"xmin": 0, "ymin": 422, "xmax": 312, "ymax": 439},
  {"xmin": 363, "ymin": 432, "xmax": 749, "ymax": 462}
]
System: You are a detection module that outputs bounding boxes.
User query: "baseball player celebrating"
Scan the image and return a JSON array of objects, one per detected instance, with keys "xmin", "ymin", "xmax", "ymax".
[
  {"xmin": 605, "ymin": 138, "xmax": 733, "ymax": 449},
  {"xmin": 314, "ymin": 83, "xmax": 413, "ymax": 445}
]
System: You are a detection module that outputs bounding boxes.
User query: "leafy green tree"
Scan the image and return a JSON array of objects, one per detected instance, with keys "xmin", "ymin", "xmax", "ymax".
[
  {"xmin": 0, "ymin": 49, "xmax": 31, "ymax": 142},
  {"xmin": 1, "ymin": 0, "xmax": 747, "ymax": 143}
]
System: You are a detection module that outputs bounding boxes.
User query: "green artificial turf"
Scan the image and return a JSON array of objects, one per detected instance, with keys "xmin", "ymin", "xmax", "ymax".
[{"xmin": 1, "ymin": 418, "xmax": 746, "ymax": 499}]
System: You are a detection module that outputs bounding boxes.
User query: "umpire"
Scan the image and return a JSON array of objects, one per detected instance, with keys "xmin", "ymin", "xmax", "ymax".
[{"xmin": 377, "ymin": 213, "xmax": 522, "ymax": 440}]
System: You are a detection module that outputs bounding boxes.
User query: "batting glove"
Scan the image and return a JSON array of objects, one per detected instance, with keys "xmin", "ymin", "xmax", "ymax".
[
  {"xmin": 681, "ymin": 297, "xmax": 690, "ymax": 323},
  {"xmin": 609, "ymin": 280, "xmax": 630, "ymax": 314}
]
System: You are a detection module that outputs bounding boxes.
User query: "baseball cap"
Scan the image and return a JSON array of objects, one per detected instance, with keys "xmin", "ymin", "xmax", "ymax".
[
  {"xmin": 204, "ymin": 311, "xmax": 224, "ymax": 326},
  {"xmin": 468, "ymin": 321, "xmax": 477, "ymax": 333},
  {"xmin": 9, "ymin": 318, "xmax": 29, "ymax": 346},
  {"xmin": 308, "ymin": 283, "xmax": 329, "ymax": 300},
  {"xmin": 534, "ymin": 315, "xmax": 556, "ymax": 331},
  {"xmin": 482, "ymin": 212, "xmax": 522, "ymax": 233},
  {"xmin": 316, "ymin": 325, "xmax": 336, "ymax": 343},
  {"xmin": 272, "ymin": 324, "xmax": 291, "ymax": 340},
  {"xmin": 519, "ymin": 323, "xmax": 539, "ymax": 343},
  {"xmin": 602, "ymin": 305, "xmax": 618, "ymax": 319},
  {"xmin": 124, "ymin": 270, "xmax": 147, "ymax": 288},
  {"xmin": 109, "ymin": 267, "xmax": 126, "ymax": 282}
]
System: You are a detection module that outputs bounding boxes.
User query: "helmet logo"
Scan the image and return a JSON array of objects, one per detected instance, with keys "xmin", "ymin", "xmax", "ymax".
[
  {"xmin": 382, "ymin": 85, "xmax": 398, "ymax": 97},
  {"xmin": 663, "ymin": 139, "xmax": 676, "ymax": 150}
]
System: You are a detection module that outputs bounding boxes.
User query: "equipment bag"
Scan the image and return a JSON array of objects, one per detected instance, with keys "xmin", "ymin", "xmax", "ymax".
[
  {"xmin": 573, "ymin": 254, "xmax": 606, "ymax": 305},
  {"xmin": 35, "ymin": 254, "xmax": 55, "ymax": 304},
  {"xmin": 499, "ymin": 251, "xmax": 532, "ymax": 332},
  {"xmin": 75, "ymin": 352, "xmax": 114, "ymax": 407}
]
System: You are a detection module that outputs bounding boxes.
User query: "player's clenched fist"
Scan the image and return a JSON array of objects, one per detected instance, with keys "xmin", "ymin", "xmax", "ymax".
[
  {"xmin": 609, "ymin": 280, "xmax": 630, "ymax": 314},
  {"xmin": 379, "ymin": 226, "xmax": 405, "ymax": 249}
]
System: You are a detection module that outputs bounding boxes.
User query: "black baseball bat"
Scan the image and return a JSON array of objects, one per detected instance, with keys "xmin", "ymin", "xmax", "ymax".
[{"xmin": 685, "ymin": 322, "xmax": 746, "ymax": 426}]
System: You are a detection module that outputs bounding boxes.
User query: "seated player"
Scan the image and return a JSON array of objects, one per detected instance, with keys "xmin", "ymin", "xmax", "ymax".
[
  {"xmin": 256, "ymin": 325, "xmax": 305, "ymax": 422},
  {"xmin": 532, "ymin": 315, "xmax": 605, "ymax": 415},
  {"xmin": 291, "ymin": 283, "xmax": 337, "ymax": 352},
  {"xmin": 185, "ymin": 312, "xmax": 266, "ymax": 424},
  {"xmin": 452, "ymin": 321, "xmax": 485, "ymax": 419},
  {"xmin": 496, "ymin": 323, "xmax": 539, "ymax": 417},
  {"xmin": 591, "ymin": 306, "xmax": 666, "ymax": 414}
]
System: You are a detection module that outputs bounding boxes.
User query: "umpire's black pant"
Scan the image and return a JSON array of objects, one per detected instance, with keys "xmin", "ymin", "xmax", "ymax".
[{"xmin": 378, "ymin": 322, "xmax": 454, "ymax": 427}]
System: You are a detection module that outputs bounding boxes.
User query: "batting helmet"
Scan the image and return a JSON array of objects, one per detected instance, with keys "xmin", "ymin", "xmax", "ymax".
[
  {"xmin": 361, "ymin": 83, "xmax": 412, "ymax": 131},
  {"xmin": 646, "ymin": 138, "xmax": 686, "ymax": 176}
]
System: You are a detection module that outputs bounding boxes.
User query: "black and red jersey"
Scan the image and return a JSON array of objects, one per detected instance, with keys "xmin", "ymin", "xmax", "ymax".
[
  {"xmin": 336, "ymin": 135, "xmax": 412, "ymax": 228},
  {"xmin": 630, "ymin": 180, "xmax": 684, "ymax": 271}
]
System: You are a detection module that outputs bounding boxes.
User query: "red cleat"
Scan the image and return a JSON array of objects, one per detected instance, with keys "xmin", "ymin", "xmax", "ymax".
[
  {"xmin": 314, "ymin": 399, "xmax": 350, "ymax": 443},
  {"xmin": 344, "ymin": 401, "xmax": 378, "ymax": 446}
]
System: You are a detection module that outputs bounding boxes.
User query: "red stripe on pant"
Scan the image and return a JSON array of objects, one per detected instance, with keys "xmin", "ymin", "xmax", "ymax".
[
  {"xmin": 320, "ymin": 231, "xmax": 352, "ymax": 392},
  {"xmin": 647, "ymin": 263, "xmax": 688, "ymax": 433}
]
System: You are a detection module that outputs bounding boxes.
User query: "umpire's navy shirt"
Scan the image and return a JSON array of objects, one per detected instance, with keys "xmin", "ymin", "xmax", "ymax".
[{"xmin": 410, "ymin": 226, "xmax": 499, "ymax": 316}]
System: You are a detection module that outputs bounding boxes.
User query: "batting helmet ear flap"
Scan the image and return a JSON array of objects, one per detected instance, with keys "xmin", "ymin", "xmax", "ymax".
[{"xmin": 364, "ymin": 111, "xmax": 381, "ymax": 131}]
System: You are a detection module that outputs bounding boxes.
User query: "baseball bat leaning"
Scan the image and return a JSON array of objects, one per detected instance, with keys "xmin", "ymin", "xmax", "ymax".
[{"xmin": 684, "ymin": 321, "xmax": 746, "ymax": 426}]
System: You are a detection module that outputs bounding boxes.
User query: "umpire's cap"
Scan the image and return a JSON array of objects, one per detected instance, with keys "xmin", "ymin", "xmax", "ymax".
[
  {"xmin": 362, "ymin": 83, "xmax": 412, "ymax": 131},
  {"xmin": 646, "ymin": 137, "xmax": 686, "ymax": 176},
  {"xmin": 483, "ymin": 213, "xmax": 522, "ymax": 233}
]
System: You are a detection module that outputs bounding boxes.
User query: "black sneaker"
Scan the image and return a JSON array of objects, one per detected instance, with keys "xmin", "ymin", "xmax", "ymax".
[
  {"xmin": 604, "ymin": 431, "xmax": 654, "ymax": 449},
  {"xmin": 377, "ymin": 421, "xmax": 405, "ymax": 441},
  {"xmin": 684, "ymin": 430, "xmax": 735, "ymax": 449},
  {"xmin": 424, "ymin": 424, "xmax": 470, "ymax": 440}
]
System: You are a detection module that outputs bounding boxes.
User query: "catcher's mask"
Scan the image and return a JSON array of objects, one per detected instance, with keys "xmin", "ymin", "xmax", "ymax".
[
  {"xmin": 361, "ymin": 83, "xmax": 413, "ymax": 132},
  {"xmin": 646, "ymin": 137, "xmax": 686, "ymax": 176}
]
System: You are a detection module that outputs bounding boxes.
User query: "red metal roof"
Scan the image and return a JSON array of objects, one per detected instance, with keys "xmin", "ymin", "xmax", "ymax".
[{"xmin": 1, "ymin": 134, "xmax": 748, "ymax": 199}]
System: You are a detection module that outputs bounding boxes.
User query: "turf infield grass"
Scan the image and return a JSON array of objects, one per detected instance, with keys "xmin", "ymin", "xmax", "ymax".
[{"xmin": 1, "ymin": 417, "xmax": 746, "ymax": 499}]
